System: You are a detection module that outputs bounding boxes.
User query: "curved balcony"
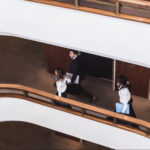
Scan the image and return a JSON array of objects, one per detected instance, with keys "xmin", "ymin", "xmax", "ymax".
[
  {"xmin": 28, "ymin": 0, "xmax": 150, "ymax": 24},
  {"xmin": 0, "ymin": 0, "xmax": 150, "ymax": 68},
  {"xmin": 0, "ymin": 83, "xmax": 150, "ymax": 149}
]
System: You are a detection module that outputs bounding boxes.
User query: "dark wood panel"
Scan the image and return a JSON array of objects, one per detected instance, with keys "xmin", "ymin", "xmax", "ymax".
[
  {"xmin": 116, "ymin": 61, "xmax": 150, "ymax": 98},
  {"xmin": 45, "ymin": 45, "xmax": 71, "ymax": 74},
  {"xmin": 120, "ymin": 5, "xmax": 150, "ymax": 19},
  {"xmin": 79, "ymin": 0, "xmax": 116, "ymax": 13}
]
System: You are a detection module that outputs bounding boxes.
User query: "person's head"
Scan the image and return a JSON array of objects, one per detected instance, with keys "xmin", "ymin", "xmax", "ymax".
[
  {"xmin": 69, "ymin": 50, "xmax": 78, "ymax": 59},
  {"xmin": 117, "ymin": 75, "xmax": 131, "ymax": 91},
  {"xmin": 55, "ymin": 68, "xmax": 65, "ymax": 79}
]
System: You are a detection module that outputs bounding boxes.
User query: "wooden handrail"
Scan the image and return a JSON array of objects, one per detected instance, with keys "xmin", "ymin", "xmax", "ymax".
[
  {"xmin": 0, "ymin": 83, "xmax": 149, "ymax": 138},
  {"xmin": 27, "ymin": 0, "xmax": 150, "ymax": 24},
  {"xmin": 118, "ymin": 0, "xmax": 150, "ymax": 8},
  {"xmin": 83, "ymin": 0, "xmax": 150, "ymax": 7}
]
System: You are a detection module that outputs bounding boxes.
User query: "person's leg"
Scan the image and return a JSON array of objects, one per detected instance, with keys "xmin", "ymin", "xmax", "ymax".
[
  {"xmin": 61, "ymin": 90, "xmax": 71, "ymax": 108},
  {"xmin": 55, "ymin": 91, "xmax": 60, "ymax": 105},
  {"xmin": 67, "ymin": 83, "xmax": 95, "ymax": 103},
  {"xmin": 61, "ymin": 90, "xmax": 67, "ymax": 98},
  {"xmin": 129, "ymin": 98, "xmax": 136, "ymax": 118},
  {"xmin": 67, "ymin": 84, "xmax": 80, "ymax": 95},
  {"xmin": 129, "ymin": 103, "xmax": 136, "ymax": 118},
  {"xmin": 79, "ymin": 83, "xmax": 96, "ymax": 103}
]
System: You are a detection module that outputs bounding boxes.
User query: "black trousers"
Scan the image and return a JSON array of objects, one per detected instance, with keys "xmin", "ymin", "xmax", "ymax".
[
  {"xmin": 55, "ymin": 89, "xmax": 71, "ymax": 108},
  {"xmin": 56, "ymin": 89, "xmax": 67, "ymax": 98},
  {"xmin": 67, "ymin": 83, "xmax": 93, "ymax": 100},
  {"xmin": 128, "ymin": 98, "xmax": 136, "ymax": 118},
  {"xmin": 112, "ymin": 98, "xmax": 136, "ymax": 127},
  {"xmin": 115, "ymin": 98, "xmax": 136, "ymax": 118},
  {"xmin": 114, "ymin": 98, "xmax": 136, "ymax": 117}
]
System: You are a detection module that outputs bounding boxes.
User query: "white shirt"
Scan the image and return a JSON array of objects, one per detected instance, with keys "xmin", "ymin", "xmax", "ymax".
[
  {"xmin": 56, "ymin": 76, "xmax": 71, "ymax": 97},
  {"xmin": 73, "ymin": 56, "xmax": 77, "ymax": 60},
  {"xmin": 118, "ymin": 87, "xmax": 131, "ymax": 113}
]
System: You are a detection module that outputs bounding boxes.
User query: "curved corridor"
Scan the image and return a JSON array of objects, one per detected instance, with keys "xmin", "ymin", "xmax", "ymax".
[{"xmin": 0, "ymin": 36, "xmax": 150, "ymax": 122}]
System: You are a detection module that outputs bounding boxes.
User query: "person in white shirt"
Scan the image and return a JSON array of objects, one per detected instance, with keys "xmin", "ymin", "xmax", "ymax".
[
  {"xmin": 54, "ymin": 68, "xmax": 71, "ymax": 97},
  {"xmin": 117, "ymin": 75, "xmax": 136, "ymax": 117}
]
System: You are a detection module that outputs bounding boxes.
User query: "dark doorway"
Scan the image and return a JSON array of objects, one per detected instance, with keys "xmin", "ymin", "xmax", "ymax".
[
  {"xmin": 45, "ymin": 44, "xmax": 113, "ymax": 80},
  {"xmin": 81, "ymin": 52, "xmax": 113, "ymax": 80}
]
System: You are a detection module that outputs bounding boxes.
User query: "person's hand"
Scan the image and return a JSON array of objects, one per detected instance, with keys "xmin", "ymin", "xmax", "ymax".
[{"xmin": 68, "ymin": 82, "xmax": 72, "ymax": 85}]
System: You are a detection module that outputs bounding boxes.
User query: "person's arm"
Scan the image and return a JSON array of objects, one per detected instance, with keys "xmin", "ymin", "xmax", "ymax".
[
  {"xmin": 121, "ymin": 89, "xmax": 131, "ymax": 113},
  {"xmin": 58, "ymin": 91, "xmax": 62, "ymax": 97},
  {"xmin": 56, "ymin": 81, "xmax": 62, "ymax": 97},
  {"xmin": 66, "ymin": 77, "xmax": 71, "ymax": 84},
  {"xmin": 71, "ymin": 62, "xmax": 78, "ymax": 84},
  {"xmin": 122, "ymin": 101, "xmax": 128, "ymax": 114}
]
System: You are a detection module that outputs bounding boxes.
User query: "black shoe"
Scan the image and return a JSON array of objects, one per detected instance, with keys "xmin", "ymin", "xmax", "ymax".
[{"xmin": 90, "ymin": 96, "xmax": 96, "ymax": 103}]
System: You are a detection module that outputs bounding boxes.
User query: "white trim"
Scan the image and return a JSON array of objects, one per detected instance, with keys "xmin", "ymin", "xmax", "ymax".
[
  {"xmin": 0, "ymin": 97, "xmax": 150, "ymax": 149},
  {"xmin": 0, "ymin": 0, "xmax": 150, "ymax": 68},
  {"xmin": 113, "ymin": 60, "xmax": 116, "ymax": 91}
]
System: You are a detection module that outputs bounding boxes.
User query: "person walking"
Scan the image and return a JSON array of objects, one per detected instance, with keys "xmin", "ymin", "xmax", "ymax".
[
  {"xmin": 67, "ymin": 50, "xmax": 96, "ymax": 103},
  {"xmin": 116, "ymin": 75, "xmax": 136, "ymax": 118}
]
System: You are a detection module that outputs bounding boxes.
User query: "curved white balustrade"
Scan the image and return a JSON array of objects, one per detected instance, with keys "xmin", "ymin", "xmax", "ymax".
[
  {"xmin": 0, "ymin": 97, "xmax": 150, "ymax": 149},
  {"xmin": 0, "ymin": 0, "xmax": 150, "ymax": 68}
]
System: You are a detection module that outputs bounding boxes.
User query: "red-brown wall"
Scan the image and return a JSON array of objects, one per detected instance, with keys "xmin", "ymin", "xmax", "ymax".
[
  {"xmin": 115, "ymin": 60, "xmax": 150, "ymax": 98},
  {"xmin": 45, "ymin": 44, "xmax": 71, "ymax": 73}
]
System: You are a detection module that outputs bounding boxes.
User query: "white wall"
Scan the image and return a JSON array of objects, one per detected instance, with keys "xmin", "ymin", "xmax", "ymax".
[
  {"xmin": 0, "ymin": 97, "xmax": 150, "ymax": 149},
  {"xmin": 0, "ymin": 0, "xmax": 150, "ymax": 68},
  {"xmin": 1, "ymin": 2, "xmax": 150, "ymax": 148}
]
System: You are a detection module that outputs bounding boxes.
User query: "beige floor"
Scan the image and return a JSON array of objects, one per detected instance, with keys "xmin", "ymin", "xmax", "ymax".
[{"xmin": 0, "ymin": 36, "xmax": 150, "ymax": 124}]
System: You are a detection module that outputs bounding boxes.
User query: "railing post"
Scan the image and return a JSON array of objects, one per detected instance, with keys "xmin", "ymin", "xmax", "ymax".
[
  {"xmin": 147, "ymin": 128, "xmax": 150, "ymax": 137},
  {"xmin": 116, "ymin": 1, "xmax": 120, "ymax": 16},
  {"xmin": 82, "ymin": 108, "xmax": 85, "ymax": 117},
  {"xmin": 80, "ymin": 139, "xmax": 83, "ymax": 144},
  {"xmin": 51, "ymin": 100, "xmax": 55, "ymax": 106},
  {"xmin": 75, "ymin": 0, "xmax": 79, "ymax": 8},
  {"xmin": 113, "ymin": 118, "xmax": 117, "ymax": 125},
  {"xmin": 24, "ymin": 91, "xmax": 28, "ymax": 98}
]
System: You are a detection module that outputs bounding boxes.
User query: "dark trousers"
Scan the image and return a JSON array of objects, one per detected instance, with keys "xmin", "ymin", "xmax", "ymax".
[
  {"xmin": 128, "ymin": 98, "xmax": 136, "ymax": 118},
  {"xmin": 67, "ymin": 83, "xmax": 93, "ymax": 100},
  {"xmin": 112, "ymin": 98, "xmax": 136, "ymax": 127},
  {"xmin": 55, "ymin": 89, "xmax": 71, "ymax": 108},
  {"xmin": 115, "ymin": 98, "xmax": 136, "ymax": 118},
  {"xmin": 58, "ymin": 90, "xmax": 67, "ymax": 98}
]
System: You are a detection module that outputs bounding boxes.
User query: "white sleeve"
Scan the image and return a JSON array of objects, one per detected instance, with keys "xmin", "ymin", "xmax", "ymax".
[
  {"xmin": 66, "ymin": 77, "xmax": 71, "ymax": 84},
  {"xmin": 56, "ymin": 81, "xmax": 62, "ymax": 97},
  {"xmin": 58, "ymin": 91, "xmax": 62, "ymax": 97},
  {"xmin": 122, "ymin": 102, "xmax": 128, "ymax": 114},
  {"xmin": 56, "ymin": 81, "xmax": 58, "ymax": 88},
  {"xmin": 119, "ymin": 88, "xmax": 131, "ymax": 113}
]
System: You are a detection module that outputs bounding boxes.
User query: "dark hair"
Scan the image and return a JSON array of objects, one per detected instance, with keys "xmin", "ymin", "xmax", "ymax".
[
  {"xmin": 118, "ymin": 75, "xmax": 131, "ymax": 91},
  {"xmin": 55, "ymin": 68, "xmax": 65, "ymax": 79},
  {"xmin": 70, "ymin": 50, "xmax": 78, "ymax": 55}
]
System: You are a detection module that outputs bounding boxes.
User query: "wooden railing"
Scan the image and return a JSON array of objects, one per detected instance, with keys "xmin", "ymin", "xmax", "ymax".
[
  {"xmin": 27, "ymin": 0, "xmax": 150, "ymax": 24},
  {"xmin": 0, "ymin": 83, "xmax": 149, "ymax": 138}
]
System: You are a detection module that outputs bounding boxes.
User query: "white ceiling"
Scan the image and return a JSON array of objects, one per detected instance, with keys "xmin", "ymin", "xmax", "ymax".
[{"xmin": 0, "ymin": 0, "xmax": 150, "ymax": 68}]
